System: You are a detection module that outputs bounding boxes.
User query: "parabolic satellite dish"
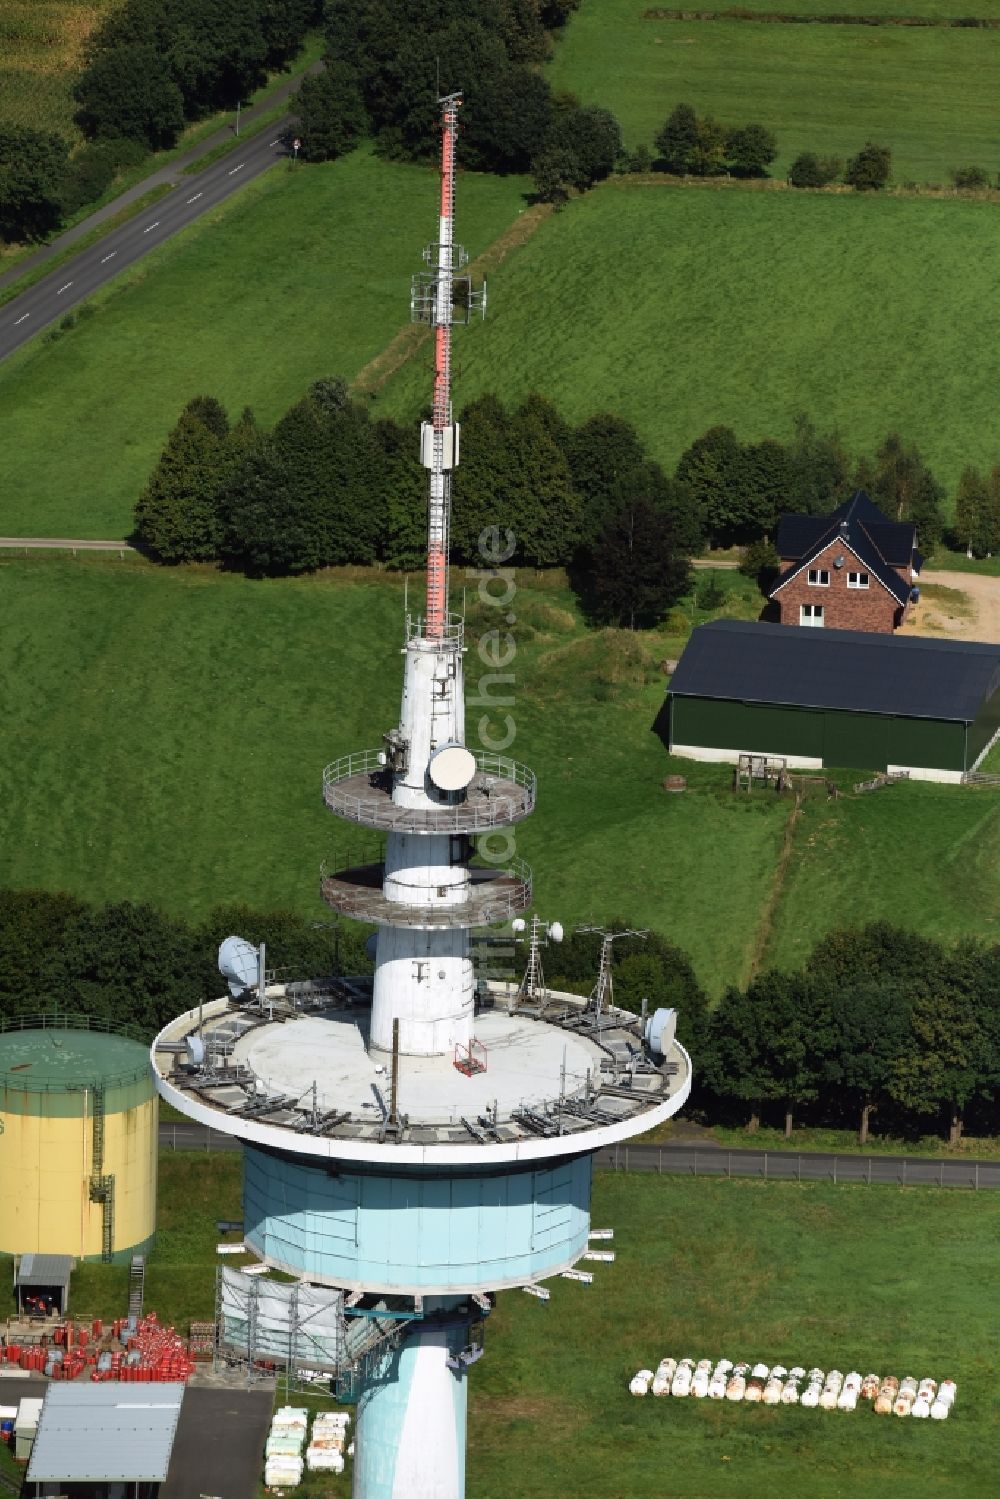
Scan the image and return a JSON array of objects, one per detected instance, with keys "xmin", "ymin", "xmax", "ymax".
[
  {"xmin": 645, "ymin": 1007, "xmax": 677, "ymax": 1057},
  {"xmin": 428, "ymin": 742, "xmax": 476, "ymax": 792},
  {"xmin": 218, "ymin": 935, "xmax": 260, "ymax": 998}
]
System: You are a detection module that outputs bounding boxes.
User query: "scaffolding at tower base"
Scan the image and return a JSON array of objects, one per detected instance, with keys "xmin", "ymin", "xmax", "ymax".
[{"xmin": 216, "ymin": 1266, "xmax": 347, "ymax": 1385}]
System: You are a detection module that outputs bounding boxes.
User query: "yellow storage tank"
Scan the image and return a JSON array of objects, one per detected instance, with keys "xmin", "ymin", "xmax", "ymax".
[{"xmin": 0, "ymin": 1017, "xmax": 157, "ymax": 1262}]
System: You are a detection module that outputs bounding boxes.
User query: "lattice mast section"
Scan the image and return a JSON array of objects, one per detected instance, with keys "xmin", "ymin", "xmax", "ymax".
[{"xmin": 412, "ymin": 93, "xmax": 485, "ymax": 638}]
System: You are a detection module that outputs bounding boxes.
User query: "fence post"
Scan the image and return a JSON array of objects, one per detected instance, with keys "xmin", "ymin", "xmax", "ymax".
[
  {"xmin": 763, "ymin": 1152, "xmax": 768, "ymax": 1181},
  {"xmin": 975, "ymin": 1162, "xmax": 980, "ymax": 1191},
  {"xmin": 624, "ymin": 1145, "xmax": 629, "ymax": 1173},
  {"xmin": 940, "ymin": 1161, "xmax": 944, "ymax": 1188},
  {"xmin": 658, "ymin": 1148, "xmax": 662, "ymax": 1176},
  {"xmin": 172, "ymin": 1125, "xmax": 176, "ymax": 1151},
  {"xmin": 797, "ymin": 1154, "xmax": 801, "ymax": 1183},
  {"xmin": 867, "ymin": 1157, "xmax": 872, "ymax": 1186},
  {"xmin": 902, "ymin": 1158, "xmax": 907, "ymax": 1187},
  {"xmin": 727, "ymin": 1151, "xmax": 732, "ymax": 1179},
  {"xmin": 832, "ymin": 1156, "xmax": 837, "ymax": 1185},
  {"xmin": 693, "ymin": 1150, "xmax": 698, "ymax": 1178}
]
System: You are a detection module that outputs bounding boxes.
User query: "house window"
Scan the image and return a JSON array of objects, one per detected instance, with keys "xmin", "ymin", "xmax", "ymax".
[
  {"xmin": 847, "ymin": 571, "xmax": 869, "ymax": 589},
  {"xmin": 808, "ymin": 568, "xmax": 830, "ymax": 586},
  {"xmin": 800, "ymin": 604, "xmax": 824, "ymax": 627}
]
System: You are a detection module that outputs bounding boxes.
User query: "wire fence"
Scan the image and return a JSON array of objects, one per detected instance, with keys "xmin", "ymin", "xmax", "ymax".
[
  {"xmin": 596, "ymin": 1143, "xmax": 1000, "ymax": 1190},
  {"xmin": 158, "ymin": 1126, "xmax": 1000, "ymax": 1190}
]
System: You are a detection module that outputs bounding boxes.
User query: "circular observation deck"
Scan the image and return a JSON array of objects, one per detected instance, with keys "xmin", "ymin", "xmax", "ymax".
[
  {"xmin": 322, "ymin": 751, "xmax": 536, "ymax": 834},
  {"xmin": 151, "ymin": 983, "xmax": 692, "ymax": 1167},
  {"xmin": 320, "ymin": 859, "xmax": 531, "ymax": 928}
]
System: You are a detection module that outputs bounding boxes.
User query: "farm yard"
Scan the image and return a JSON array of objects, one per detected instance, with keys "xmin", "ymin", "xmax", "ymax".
[{"xmin": 547, "ymin": 0, "xmax": 1000, "ymax": 182}]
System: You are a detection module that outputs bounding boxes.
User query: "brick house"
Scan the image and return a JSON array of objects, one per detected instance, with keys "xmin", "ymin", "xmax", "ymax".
[{"xmin": 768, "ymin": 490, "xmax": 922, "ymax": 633}]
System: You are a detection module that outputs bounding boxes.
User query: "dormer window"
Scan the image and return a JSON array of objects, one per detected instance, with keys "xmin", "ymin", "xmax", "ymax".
[
  {"xmin": 847, "ymin": 571, "xmax": 869, "ymax": 589},
  {"xmin": 808, "ymin": 568, "xmax": 830, "ymax": 587}
]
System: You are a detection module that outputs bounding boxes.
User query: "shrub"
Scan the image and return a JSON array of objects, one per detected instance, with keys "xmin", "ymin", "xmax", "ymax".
[
  {"xmin": 951, "ymin": 164, "xmax": 990, "ymax": 190},
  {"xmin": 844, "ymin": 142, "xmax": 891, "ymax": 192},
  {"xmin": 695, "ymin": 572, "xmax": 726, "ymax": 611},
  {"xmin": 738, "ymin": 536, "xmax": 780, "ymax": 592},
  {"xmin": 788, "ymin": 151, "xmax": 841, "ymax": 188}
]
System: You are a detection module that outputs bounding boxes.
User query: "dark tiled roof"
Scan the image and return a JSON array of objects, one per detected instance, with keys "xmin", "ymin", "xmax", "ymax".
[
  {"xmin": 772, "ymin": 490, "xmax": 915, "ymax": 606},
  {"xmin": 669, "ymin": 620, "xmax": 1000, "ymax": 723}
]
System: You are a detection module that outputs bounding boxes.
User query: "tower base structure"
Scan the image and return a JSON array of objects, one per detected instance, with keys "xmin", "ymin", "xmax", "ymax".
[
  {"xmin": 354, "ymin": 1302, "xmax": 469, "ymax": 1499},
  {"xmin": 243, "ymin": 1145, "xmax": 592, "ymax": 1294}
]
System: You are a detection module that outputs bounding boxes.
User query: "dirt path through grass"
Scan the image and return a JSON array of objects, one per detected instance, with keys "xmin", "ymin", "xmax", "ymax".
[
  {"xmin": 352, "ymin": 200, "xmax": 550, "ymax": 397},
  {"xmin": 746, "ymin": 791, "xmax": 803, "ymax": 982}
]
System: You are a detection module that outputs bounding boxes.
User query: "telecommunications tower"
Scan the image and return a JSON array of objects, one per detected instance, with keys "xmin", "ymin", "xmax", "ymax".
[{"xmin": 153, "ymin": 95, "xmax": 691, "ymax": 1499}]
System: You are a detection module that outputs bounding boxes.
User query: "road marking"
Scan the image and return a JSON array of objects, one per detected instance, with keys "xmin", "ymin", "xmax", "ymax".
[
  {"xmin": 56, "ymin": 282, "xmax": 73, "ymax": 295},
  {"xmin": 186, "ymin": 192, "xmax": 203, "ymax": 204},
  {"xmin": 228, "ymin": 163, "xmax": 245, "ymax": 176},
  {"xmin": 269, "ymin": 138, "xmax": 281, "ymax": 146},
  {"xmin": 13, "ymin": 314, "xmax": 29, "ymax": 326},
  {"xmin": 143, "ymin": 221, "xmax": 160, "ymax": 233},
  {"xmin": 100, "ymin": 251, "xmax": 117, "ymax": 264}
]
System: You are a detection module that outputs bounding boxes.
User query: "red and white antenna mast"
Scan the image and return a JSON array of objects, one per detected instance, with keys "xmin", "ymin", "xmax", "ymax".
[{"xmin": 411, "ymin": 92, "xmax": 486, "ymax": 639}]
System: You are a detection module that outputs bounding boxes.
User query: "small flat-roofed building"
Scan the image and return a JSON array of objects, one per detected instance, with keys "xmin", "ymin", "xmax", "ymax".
[
  {"xmin": 16, "ymin": 1254, "xmax": 72, "ymax": 1317},
  {"xmin": 666, "ymin": 619, "xmax": 1000, "ymax": 782},
  {"xmin": 15, "ymin": 1395, "xmax": 44, "ymax": 1463},
  {"xmin": 26, "ymin": 1382, "xmax": 184, "ymax": 1498}
]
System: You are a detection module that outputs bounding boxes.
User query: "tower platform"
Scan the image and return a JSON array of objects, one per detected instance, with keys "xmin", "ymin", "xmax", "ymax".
[
  {"xmin": 323, "ymin": 750, "xmax": 536, "ymax": 834},
  {"xmin": 151, "ymin": 984, "xmax": 690, "ymax": 1167},
  {"xmin": 320, "ymin": 860, "xmax": 532, "ymax": 928}
]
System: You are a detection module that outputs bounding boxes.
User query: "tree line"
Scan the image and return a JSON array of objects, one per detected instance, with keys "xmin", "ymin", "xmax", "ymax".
[
  {"xmin": 135, "ymin": 383, "xmax": 960, "ymax": 620},
  {"xmin": 133, "ymin": 381, "xmax": 696, "ymax": 626},
  {"xmin": 0, "ymin": 887, "xmax": 373, "ymax": 1041},
  {"xmin": 545, "ymin": 920, "xmax": 1000, "ymax": 1148}
]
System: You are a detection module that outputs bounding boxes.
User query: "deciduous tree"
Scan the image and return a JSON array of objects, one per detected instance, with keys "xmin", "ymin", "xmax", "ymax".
[
  {"xmin": 725, "ymin": 122, "xmax": 777, "ymax": 178},
  {"xmin": 0, "ymin": 127, "xmax": 70, "ymax": 242}
]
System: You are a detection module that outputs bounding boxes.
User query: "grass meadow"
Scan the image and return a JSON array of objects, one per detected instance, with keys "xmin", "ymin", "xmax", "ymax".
[
  {"xmin": 7, "ymin": 164, "xmax": 1000, "ymax": 539},
  {"xmin": 548, "ymin": 0, "xmax": 1000, "ymax": 182},
  {"xmin": 54, "ymin": 1158, "xmax": 1000, "ymax": 1499},
  {"xmin": 0, "ymin": 2, "xmax": 118, "ymax": 141},
  {"xmin": 3, "ymin": 557, "xmax": 1000, "ymax": 999},
  {"xmin": 0, "ymin": 150, "xmax": 526, "ymax": 537},
  {"xmin": 376, "ymin": 179, "xmax": 1000, "ymax": 503}
]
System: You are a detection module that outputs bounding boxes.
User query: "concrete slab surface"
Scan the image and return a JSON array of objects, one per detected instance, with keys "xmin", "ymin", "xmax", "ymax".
[{"xmin": 231, "ymin": 1008, "xmax": 604, "ymax": 1123}]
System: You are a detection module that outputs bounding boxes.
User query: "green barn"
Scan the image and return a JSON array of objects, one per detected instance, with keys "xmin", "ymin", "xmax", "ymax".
[{"xmin": 666, "ymin": 620, "xmax": 1000, "ymax": 782}]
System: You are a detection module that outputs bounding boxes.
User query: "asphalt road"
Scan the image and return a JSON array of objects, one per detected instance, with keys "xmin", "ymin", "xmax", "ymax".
[
  {"xmin": 156, "ymin": 1123, "xmax": 1000, "ymax": 1188},
  {"xmin": 0, "ymin": 122, "xmax": 293, "ymax": 363}
]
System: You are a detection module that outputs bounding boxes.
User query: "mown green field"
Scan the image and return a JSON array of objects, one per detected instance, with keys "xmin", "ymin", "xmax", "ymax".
[
  {"xmin": 481, "ymin": 1173, "xmax": 999, "ymax": 1499},
  {"xmin": 669, "ymin": 2, "xmax": 1000, "ymax": 12},
  {"xmin": 0, "ymin": 150, "xmax": 526, "ymax": 537},
  {"xmin": 3, "ymin": 557, "xmax": 1000, "ymax": 998},
  {"xmin": 548, "ymin": 0, "xmax": 1000, "ymax": 181},
  {"xmin": 377, "ymin": 180, "xmax": 1000, "ymax": 502},
  {"xmin": 0, "ymin": 2, "xmax": 119, "ymax": 141},
  {"xmin": 7, "ymin": 160, "xmax": 1000, "ymax": 539}
]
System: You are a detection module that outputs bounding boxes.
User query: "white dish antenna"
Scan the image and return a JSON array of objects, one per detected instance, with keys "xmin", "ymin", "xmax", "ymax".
[
  {"xmin": 645, "ymin": 1007, "xmax": 677, "ymax": 1056},
  {"xmin": 511, "ymin": 918, "xmax": 526, "ymax": 934},
  {"xmin": 549, "ymin": 921, "xmax": 564, "ymax": 943},
  {"xmin": 218, "ymin": 936, "xmax": 260, "ymax": 998},
  {"xmin": 428, "ymin": 742, "xmax": 476, "ymax": 792},
  {"xmin": 185, "ymin": 1035, "xmax": 205, "ymax": 1067}
]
